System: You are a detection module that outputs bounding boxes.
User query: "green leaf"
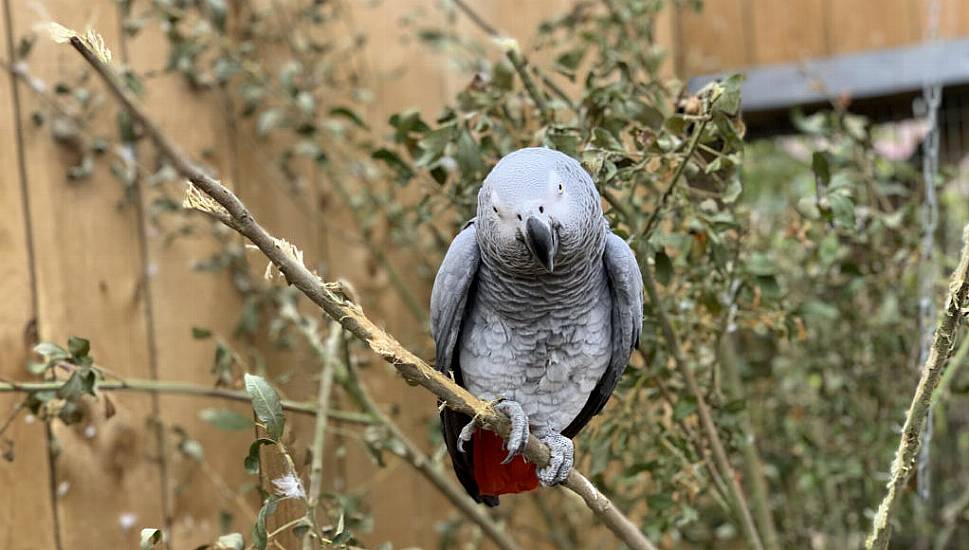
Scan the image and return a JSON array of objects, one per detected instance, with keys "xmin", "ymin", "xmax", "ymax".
[
  {"xmin": 67, "ymin": 336, "xmax": 90, "ymax": 358},
  {"xmin": 713, "ymin": 73, "xmax": 744, "ymax": 116},
  {"xmin": 199, "ymin": 408, "xmax": 254, "ymax": 431},
  {"xmin": 192, "ymin": 327, "xmax": 212, "ymax": 339},
  {"xmin": 33, "ymin": 342, "xmax": 69, "ymax": 363},
  {"xmin": 811, "ymin": 151, "xmax": 831, "ymax": 187},
  {"xmin": 332, "ymin": 512, "xmax": 353, "ymax": 545},
  {"xmin": 244, "ymin": 438, "xmax": 275, "ymax": 475},
  {"xmin": 722, "ymin": 173, "xmax": 742, "ymax": 203},
  {"xmin": 329, "ymin": 106, "xmax": 368, "ymax": 129},
  {"xmin": 244, "ymin": 374, "xmax": 286, "ymax": 440},
  {"xmin": 415, "ymin": 125, "xmax": 456, "ymax": 167},
  {"xmin": 828, "ymin": 192, "xmax": 855, "ymax": 227},
  {"xmin": 252, "ymin": 496, "xmax": 279, "ymax": 550},
  {"xmin": 647, "ymin": 493, "xmax": 675, "ymax": 512},
  {"xmin": 372, "ymin": 148, "xmax": 414, "ymax": 184},
  {"xmin": 746, "ymin": 253, "xmax": 775, "ymax": 276},
  {"xmin": 654, "ymin": 250, "xmax": 673, "ymax": 286},
  {"xmin": 673, "ymin": 399, "xmax": 697, "ymax": 421},
  {"xmin": 26, "ymin": 390, "xmax": 56, "ymax": 414},
  {"xmin": 206, "ymin": 0, "xmax": 227, "ymax": 31},
  {"xmin": 140, "ymin": 528, "xmax": 162, "ymax": 549},
  {"xmin": 257, "ymin": 109, "xmax": 284, "ymax": 136},
  {"xmin": 57, "ymin": 369, "xmax": 97, "ymax": 401},
  {"xmin": 554, "ymin": 47, "xmax": 585, "ymax": 78},
  {"xmin": 544, "ymin": 125, "xmax": 581, "ymax": 157}
]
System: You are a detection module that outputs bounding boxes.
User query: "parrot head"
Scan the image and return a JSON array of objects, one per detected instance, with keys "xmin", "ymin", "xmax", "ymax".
[{"xmin": 476, "ymin": 147, "xmax": 604, "ymax": 275}]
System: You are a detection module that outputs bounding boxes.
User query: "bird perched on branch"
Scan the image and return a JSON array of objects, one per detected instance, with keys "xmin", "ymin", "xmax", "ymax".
[{"xmin": 430, "ymin": 147, "xmax": 644, "ymax": 506}]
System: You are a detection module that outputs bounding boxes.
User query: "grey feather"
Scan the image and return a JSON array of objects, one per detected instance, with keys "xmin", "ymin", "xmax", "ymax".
[
  {"xmin": 563, "ymin": 232, "xmax": 644, "ymax": 436},
  {"xmin": 430, "ymin": 220, "xmax": 480, "ymax": 374},
  {"xmin": 431, "ymin": 147, "xmax": 644, "ymax": 504}
]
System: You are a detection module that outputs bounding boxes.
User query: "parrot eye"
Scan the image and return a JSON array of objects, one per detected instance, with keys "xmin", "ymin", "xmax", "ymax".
[
  {"xmin": 558, "ymin": 183, "xmax": 564, "ymax": 193},
  {"xmin": 539, "ymin": 206, "xmax": 544, "ymax": 213},
  {"xmin": 517, "ymin": 214, "xmax": 523, "ymax": 221},
  {"xmin": 492, "ymin": 206, "xmax": 498, "ymax": 213}
]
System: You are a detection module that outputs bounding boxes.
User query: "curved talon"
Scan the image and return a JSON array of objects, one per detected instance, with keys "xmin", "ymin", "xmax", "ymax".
[
  {"xmin": 494, "ymin": 400, "xmax": 529, "ymax": 464},
  {"xmin": 457, "ymin": 417, "xmax": 478, "ymax": 453},
  {"xmin": 536, "ymin": 433, "xmax": 573, "ymax": 486}
]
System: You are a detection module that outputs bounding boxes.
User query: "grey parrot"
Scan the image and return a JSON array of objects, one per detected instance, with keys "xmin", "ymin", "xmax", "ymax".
[{"xmin": 430, "ymin": 147, "xmax": 644, "ymax": 506}]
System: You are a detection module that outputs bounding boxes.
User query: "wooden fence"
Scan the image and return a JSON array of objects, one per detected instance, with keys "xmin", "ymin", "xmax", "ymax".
[{"xmin": 1, "ymin": 1, "xmax": 967, "ymax": 549}]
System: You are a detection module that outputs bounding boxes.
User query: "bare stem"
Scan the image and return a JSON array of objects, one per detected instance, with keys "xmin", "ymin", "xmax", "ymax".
[
  {"xmin": 67, "ymin": 35, "xmax": 656, "ymax": 550},
  {"xmin": 302, "ymin": 324, "xmax": 340, "ymax": 550},
  {"xmin": 867, "ymin": 225, "xmax": 969, "ymax": 549},
  {"xmin": 283, "ymin": 303, "xmax": 521, "ymax": 550},
  {"xmin": 641, "ymin": 262, "xmax": 765, "ymax": 550},
  {"xmin": 637, "ymin": 116, "xmax": 710, "ymax": 242},
  {"xmin": 451, "ymin": 0, "xmax": 551, "ymax": 122},
  {"xmin": 0, "ymin": 378, "xmax": 371, "ymax": 424},
  {"xmin": 339, "ymin": 335, "xmax": 522, "ymax": 550}
]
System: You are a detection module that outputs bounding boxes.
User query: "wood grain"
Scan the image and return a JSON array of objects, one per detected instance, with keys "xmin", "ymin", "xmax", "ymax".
[{"xmin": 6, "ymin": 1, "xmax": 162, "ymax": 547}]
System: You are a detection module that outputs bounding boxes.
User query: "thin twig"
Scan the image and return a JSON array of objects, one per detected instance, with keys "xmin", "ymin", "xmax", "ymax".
[
  {"xmin": 67, "ymin": 35, "xmax": 656, "ymax": 550},
  {"xmin": 637, "ymin": 116, "xmax": 710, "ymax": 242},
  {"xmin": 326, "ymin": 167, "xmax": 428, "ymax": 324},
  {"xmin": 641, "ymin": 261, "xmax": 765, "ymax": 550},
  {"xmin": 285, "ymin": 305, "xmax": 521, "ymax": 550},
  {"xmin": 0, "ymin": 378, "xmax": 371, "ymax": 424},
  {"xmin": 451, "ymin": 0, "xmax": 552, "ymax": 122},
  {"xmin": 302, "ymin": 323, "xmax": 340, "ymax": 550},
  {"xmin": 339, "ymin": 335, "xmax": 521, "ymax": 550},
  {"xmin": 867, "ymin": 224, "xmax": 969, "ymax": 549},
  {"xmin": 933, "ymin": 481, "xmax": 969, "ymax": 550}
]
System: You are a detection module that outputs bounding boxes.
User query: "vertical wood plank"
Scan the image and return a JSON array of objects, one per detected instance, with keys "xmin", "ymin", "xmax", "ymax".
[
  {"xmin": 749, "ymin": 0, "xmax": 826, "ymax": 65},
  {"xmin": 826, "ymin": 0, "xmax": 917, "ymax": 54},
  {"xmin": 334, "ymin": 1, "xmax": 454, "ymax": 546},
  {"xmin": 6, "ymin": 1, "xmax": 163, "ymax": 546},
  {"xmin": 913, "ymin": 0, "xmax": 969, "ymax": 40},
  {"xmin": 0, "ymin": 2, "xmax": 58, "ymax": 548},
  {"xmin": 676, "ymin": 0, "xmax": 747, "ymax": 75},
  {"xmin": 122, "ymin": 9, "xmax": 256, "ymax": 548}
]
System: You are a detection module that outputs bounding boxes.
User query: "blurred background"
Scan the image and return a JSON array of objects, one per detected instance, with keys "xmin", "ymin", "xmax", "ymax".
[{"xmin": 1, "ymin": 0, "xmax": 969, "ymax": 549}]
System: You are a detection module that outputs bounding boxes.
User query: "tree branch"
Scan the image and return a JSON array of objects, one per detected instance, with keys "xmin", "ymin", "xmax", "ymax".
[
  {"xmin": 278, "ymin": 300, "xmax": 521, "ymax": 550},
  {"xmin": 0, "ymin": 377, "xmax": 370, "ymax": 423},
  {"xmin": 302, "ymin": 323, "xmax": 339, "ymax": 550},
  {"xmin": 641, "ymin": 261, "xmax": 765, "ymax": 550},
  {"xmin": 867, "ymin": 224, "xmax": 969, "ymax": 550},
  {"xmin": 451, "ymin": 0, "xmax": 552, "ymax": 123},
  {"xmin": 637, "ymin": 115, "xmax": 710, "ymax": 243},
  {"xmin": 68, "ymin": 36, "xmax": 657, "ymax": 550},
  {"xmin": 338, "ymin": 333, "xmax": 522, "ymax": 550}
]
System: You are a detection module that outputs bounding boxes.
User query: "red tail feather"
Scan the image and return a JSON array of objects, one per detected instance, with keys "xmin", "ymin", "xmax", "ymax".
[{"xmin": 472, "ymin": 430, "xmax": 539, "ymax": 496}]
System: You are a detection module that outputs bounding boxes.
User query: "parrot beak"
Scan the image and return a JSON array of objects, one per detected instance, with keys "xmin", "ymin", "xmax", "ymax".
[{"xmin": 524, "ymin": 215, "xmax": 557, "ymax": 272}]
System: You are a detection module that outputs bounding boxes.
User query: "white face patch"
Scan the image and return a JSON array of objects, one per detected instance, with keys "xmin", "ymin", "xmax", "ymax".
[
  {"xmin": 544, "ymin": 169, "xmax": 570, "ymax": 222},
  {"xmin": 547, "ymin": 170, "xmax": 565, "ymax": 195}
]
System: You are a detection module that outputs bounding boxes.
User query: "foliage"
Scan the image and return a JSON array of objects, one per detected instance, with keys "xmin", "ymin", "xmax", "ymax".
[{"xmin": 6, "ymin": 0, "xmax": 969, "ymax": 548}]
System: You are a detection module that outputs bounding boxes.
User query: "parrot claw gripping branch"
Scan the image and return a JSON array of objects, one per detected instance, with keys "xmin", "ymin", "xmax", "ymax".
[
  {"xmin": 430, "ymin": 148, "xmax": 643, "ymax": 507},
  {"xmin": 67, "ymin": 33, "xmax": 659, "ymax": 550}
]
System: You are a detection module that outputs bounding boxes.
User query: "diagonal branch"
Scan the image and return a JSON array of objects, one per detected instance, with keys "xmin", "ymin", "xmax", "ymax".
[
  {"xmin": 867, "ymin": 224, "xmax": 969, "ymax": 550},
  {"xmin": 641, "ymin": 261, "xmax": 765, "ymax": 550},
  {"xmin": 68, "ymin": 35, "xmax": 657, "ymax": 550}
]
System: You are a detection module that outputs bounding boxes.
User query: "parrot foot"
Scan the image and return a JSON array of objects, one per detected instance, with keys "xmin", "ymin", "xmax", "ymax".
[
  {"xmin": 494, "ymin": 400, "xmax": 529, "ymax": 464},
  {"xmin": 456, "ymin": 399, "xmax": 530, "ymax": 463},
  {"xmin": 535, "ymin": 432, "xmax": 573, "ymax": 486},
  {"xmin": 456, "ymin": 418, "xmax": 477, "ymax": 453}
]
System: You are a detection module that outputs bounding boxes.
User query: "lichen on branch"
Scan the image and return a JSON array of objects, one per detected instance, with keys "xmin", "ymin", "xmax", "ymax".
[{"xmin": 66, "ymin": 31, "xmax": 657, "ymax": 550}]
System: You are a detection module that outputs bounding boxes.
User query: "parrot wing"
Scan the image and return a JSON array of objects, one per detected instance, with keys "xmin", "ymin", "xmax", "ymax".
[
  {"xmin": 430, "ymin": 220, "xmax": 500, "ymax": 505},
  {"xmin": 430, "ymin": 219, "xmax": 480, "ymax": 376},
  {"xmin": 563, "ymin": 232, "xmax": 644, "ymax": 438}
]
